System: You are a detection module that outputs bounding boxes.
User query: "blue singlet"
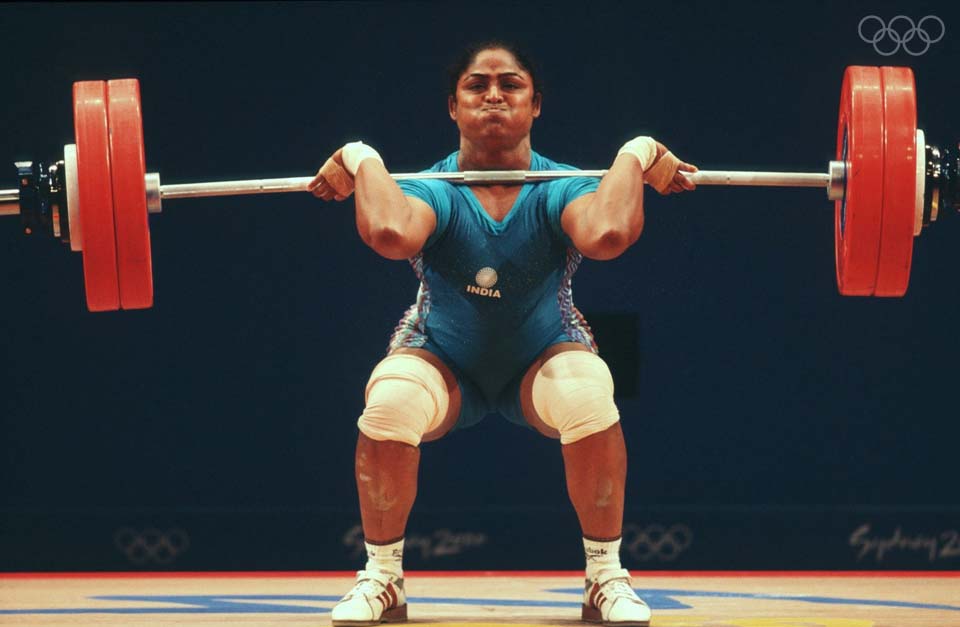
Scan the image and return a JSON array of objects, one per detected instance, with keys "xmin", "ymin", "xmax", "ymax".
[{"xmin": 390, "ymin": 150, "xmax": 600, "ymax": 429}]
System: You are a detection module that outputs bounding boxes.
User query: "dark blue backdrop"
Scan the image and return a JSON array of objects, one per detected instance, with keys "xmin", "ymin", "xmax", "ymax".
[{"xmin": 1, "ymin": 1, "xmax": 958, "ymax": 571}]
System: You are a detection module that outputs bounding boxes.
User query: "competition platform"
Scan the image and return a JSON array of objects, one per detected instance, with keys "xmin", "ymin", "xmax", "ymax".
[{"xmin": 2, "ymin": 571, "xmax": 958, "ymax": 627}]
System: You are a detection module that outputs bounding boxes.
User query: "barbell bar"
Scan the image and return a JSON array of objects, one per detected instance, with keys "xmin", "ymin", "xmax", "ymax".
[
  {"xmin": 2, "ymin": 68, "xmax": 958, "ymax": 312},
  {"xmin": 0, "ymin": 166, "xmax": 837, "ymax": 206}
]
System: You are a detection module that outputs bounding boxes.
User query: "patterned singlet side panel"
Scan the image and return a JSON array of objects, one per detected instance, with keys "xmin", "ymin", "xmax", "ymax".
[
  {"xmin": 558, "ymin": 247, "xmax": 598, "ymax": 352},
  {"xmin": 389, "ymin": 253, "xmax": 430, "ymax": 350}
]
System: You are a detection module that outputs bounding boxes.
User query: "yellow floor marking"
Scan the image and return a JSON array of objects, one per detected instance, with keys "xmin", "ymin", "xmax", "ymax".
[{"xmin": 712, "ymin": 619, "xmax": 874, "ymax": 627}]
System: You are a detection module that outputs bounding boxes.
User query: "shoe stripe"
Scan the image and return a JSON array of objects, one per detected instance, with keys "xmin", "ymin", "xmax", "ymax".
[
  {"xmin": 385, "ymin": 583, "xmax": 398, "ymax": 608},
  {"xmin": 589, "ymin": 584, "xmax": 601, "ymax": 609},
  {"xmin": 377, "ymin": 591, "xmax": 389, "ymax": 608}
]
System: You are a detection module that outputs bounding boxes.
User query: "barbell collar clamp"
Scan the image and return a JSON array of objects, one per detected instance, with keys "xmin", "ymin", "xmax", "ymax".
[
  {"xmin": 828, "ymin": 160, "xmax": 846, "ymax": 201},
  {"xmin": 146, "ymin": 172, "xmax": 162, "ymax": 214}
]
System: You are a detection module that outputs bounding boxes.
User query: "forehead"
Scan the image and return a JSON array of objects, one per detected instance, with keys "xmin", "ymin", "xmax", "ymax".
[{"xmin": 461, "ymin": 48, "xmax": 528, "ymax": 78}]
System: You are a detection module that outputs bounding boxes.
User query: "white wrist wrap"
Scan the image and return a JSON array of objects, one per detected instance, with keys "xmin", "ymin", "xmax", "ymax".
[
  {"xmin": 342, "ymin": 141, "xmax": 384, "ymax": 176},
  {"xmin": 616, "ymin": 136, "xmax": 657, "ymax": 171}
]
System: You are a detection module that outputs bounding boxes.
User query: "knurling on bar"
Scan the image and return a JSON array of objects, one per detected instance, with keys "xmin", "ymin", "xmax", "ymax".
[
  {"xmin": 0, "ymin": 167, "xmax": 834, "ymax": 210},
  {"xmin": 156, "ymin": 168, "xmax": 831, "ymax": 200}
]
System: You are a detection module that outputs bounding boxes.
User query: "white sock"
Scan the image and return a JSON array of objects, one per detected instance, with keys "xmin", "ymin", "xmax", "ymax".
[
  {"xmin": 364, "ymin": 539, "xmax": 404, "ymax": 578},
  {"xmin": 583, "ymin": 536, "xmax": 622, "ymax": 581}
]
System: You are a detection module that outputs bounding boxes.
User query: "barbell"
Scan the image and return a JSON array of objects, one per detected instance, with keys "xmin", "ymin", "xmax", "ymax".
[{"xmin": 1, "ymin": 66, "xmax": 957, "ymax": 312}]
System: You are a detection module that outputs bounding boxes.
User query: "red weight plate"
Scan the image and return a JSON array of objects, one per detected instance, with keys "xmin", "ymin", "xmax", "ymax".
[
  {"xmin": 873, "ymin": 66, "xmax": 917, "ymax": 297},
  {"xmin": 834, "ymin": 66, "xmax": 884, "ymax": 296},
  {"xmin": 107, "ymin": 79, "xmax": 154, "ymax": 309},
  {"xmin": 73, "ymin": 81, "xmax": 120, "ymax": 311}
]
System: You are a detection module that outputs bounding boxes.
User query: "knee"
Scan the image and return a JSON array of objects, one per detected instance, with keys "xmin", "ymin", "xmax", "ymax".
[
  {"xmin": 357, "ymin": 354, "xmax": 450, "ymax": 447},
  {"xmin": 531, "ymin": 351, "xmax": 620, "ymax": 445}
]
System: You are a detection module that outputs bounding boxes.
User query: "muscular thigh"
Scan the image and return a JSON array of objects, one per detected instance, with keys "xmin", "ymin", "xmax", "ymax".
[
  {"xmin": 519, "ymin": 341, "xmax": 593, "ymax": 438},
  {"xmin": 388, "ymin": 347, "xmax": 462, "ymax": 442}
]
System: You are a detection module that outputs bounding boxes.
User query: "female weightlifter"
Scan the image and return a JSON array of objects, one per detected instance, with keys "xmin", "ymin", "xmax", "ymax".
[{"xmin": 309, "ymin": 41, "xmax": 697, "ymax": 627}]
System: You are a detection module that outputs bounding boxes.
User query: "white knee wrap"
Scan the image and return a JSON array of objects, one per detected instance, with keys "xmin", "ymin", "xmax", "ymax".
[
  {"xmin": 531, "ymin": 351, "xmax": 620, "ymax": 445},
  {"xmin": 357, "ymin": 354, "xmax": 450, "ymax": 446}
]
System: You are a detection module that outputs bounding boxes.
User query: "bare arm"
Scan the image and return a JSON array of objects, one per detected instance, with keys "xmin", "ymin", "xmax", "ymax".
[
  {"xmin": 561, "ymin": 154, "xmax": 645, "ymax": 261},
  {"xmin": 353, "ymin": 160, "xmax": 436, "ymax": 260},
  {"xmin": 309, "ymin": 147, "xmax": 436, "ymax": 260},
  {"xmin": 561, "ymin": 140, "xmax": 697, "ymax": 260}
]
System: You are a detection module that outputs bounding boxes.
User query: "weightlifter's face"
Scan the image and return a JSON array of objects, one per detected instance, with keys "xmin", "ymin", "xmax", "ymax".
[{"xmin": 449, "ymin": 48, "xmax": 541, "ymax": 145}]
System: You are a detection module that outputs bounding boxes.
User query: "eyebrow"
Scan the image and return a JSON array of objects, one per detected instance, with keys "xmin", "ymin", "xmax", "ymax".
[{"xmin": 463, "ymin": 72, "xmax": 527, "ymax": 81}]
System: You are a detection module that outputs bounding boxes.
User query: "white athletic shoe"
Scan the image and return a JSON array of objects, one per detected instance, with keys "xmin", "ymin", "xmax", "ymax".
[
  {"xmin": 581, "ymin": 568, "xmax": 651, "ymax": 627},
  {"xmin": 331, "ymin": 569, "xmax": 407, "ymax": 626}
]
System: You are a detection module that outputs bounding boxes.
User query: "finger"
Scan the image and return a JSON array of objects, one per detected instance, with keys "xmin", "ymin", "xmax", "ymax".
[
  {"xmin": 678, "ymin": 161, "xmax": 698, "ymax": 172},
  {"xmin": 677, "ymin": 172, "xmax": 696, "ymax": 191},
  {"xmin": 654, "ymin": 141, "xmax": 668, "ymax": 161},
  {"xmin": 307, "ymin": 172, "xmax": 327, "ymax": 191},
  {"xmin": 310, "ymin": 181, "xmax": 328, "ymax": 197},
  {"xmin": 320, "ymin": 157, "xmax": 356, "ymax": 197}
]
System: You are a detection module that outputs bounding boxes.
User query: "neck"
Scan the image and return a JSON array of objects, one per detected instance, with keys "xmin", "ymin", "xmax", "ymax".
[{"xmin": 457, "ymin": 137, "xmax": 533, "ymax": 171}]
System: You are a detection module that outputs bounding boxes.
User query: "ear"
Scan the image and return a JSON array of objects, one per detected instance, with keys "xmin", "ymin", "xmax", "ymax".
[
  {"xmin": 448, "ymin": 94, "xmax": 458, "ymax": 121},
  {"xmin": 531, "ymin": 92, "xmax": 542, "ymax": 119}
]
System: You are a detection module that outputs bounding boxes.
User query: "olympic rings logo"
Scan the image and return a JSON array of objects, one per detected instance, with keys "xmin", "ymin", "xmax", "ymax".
[
  {"xmin": 858, "ymin": 15, "xmax": 945, "ymax": 56},
  {"xmin": 114, "ymin": 527, "xmax": 190, "ymax": 565},
  {"xmin": 622, "ymin": 523, "xmax": 693, "ymax": 562}
]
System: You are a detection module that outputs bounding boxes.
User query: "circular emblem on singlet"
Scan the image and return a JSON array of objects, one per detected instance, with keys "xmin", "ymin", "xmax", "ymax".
[{"xmin": 475, "ymin": 267, "xmax": 498, "ymax": 288}]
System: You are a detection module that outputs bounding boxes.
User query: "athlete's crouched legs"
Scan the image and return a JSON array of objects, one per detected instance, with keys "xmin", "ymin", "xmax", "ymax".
[
  {"xmin": 358, "ymin": 354, "xmax": 450, "ymax": 447},
  {"xmin": 531, "ymin": 351, "xmax": 620, "ymax": 444}
]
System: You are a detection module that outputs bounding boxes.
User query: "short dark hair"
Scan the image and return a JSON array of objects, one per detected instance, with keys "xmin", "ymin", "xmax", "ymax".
[{"xmin": 447, "ymin": 41, "xmax": 542, "ymax": 98}]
